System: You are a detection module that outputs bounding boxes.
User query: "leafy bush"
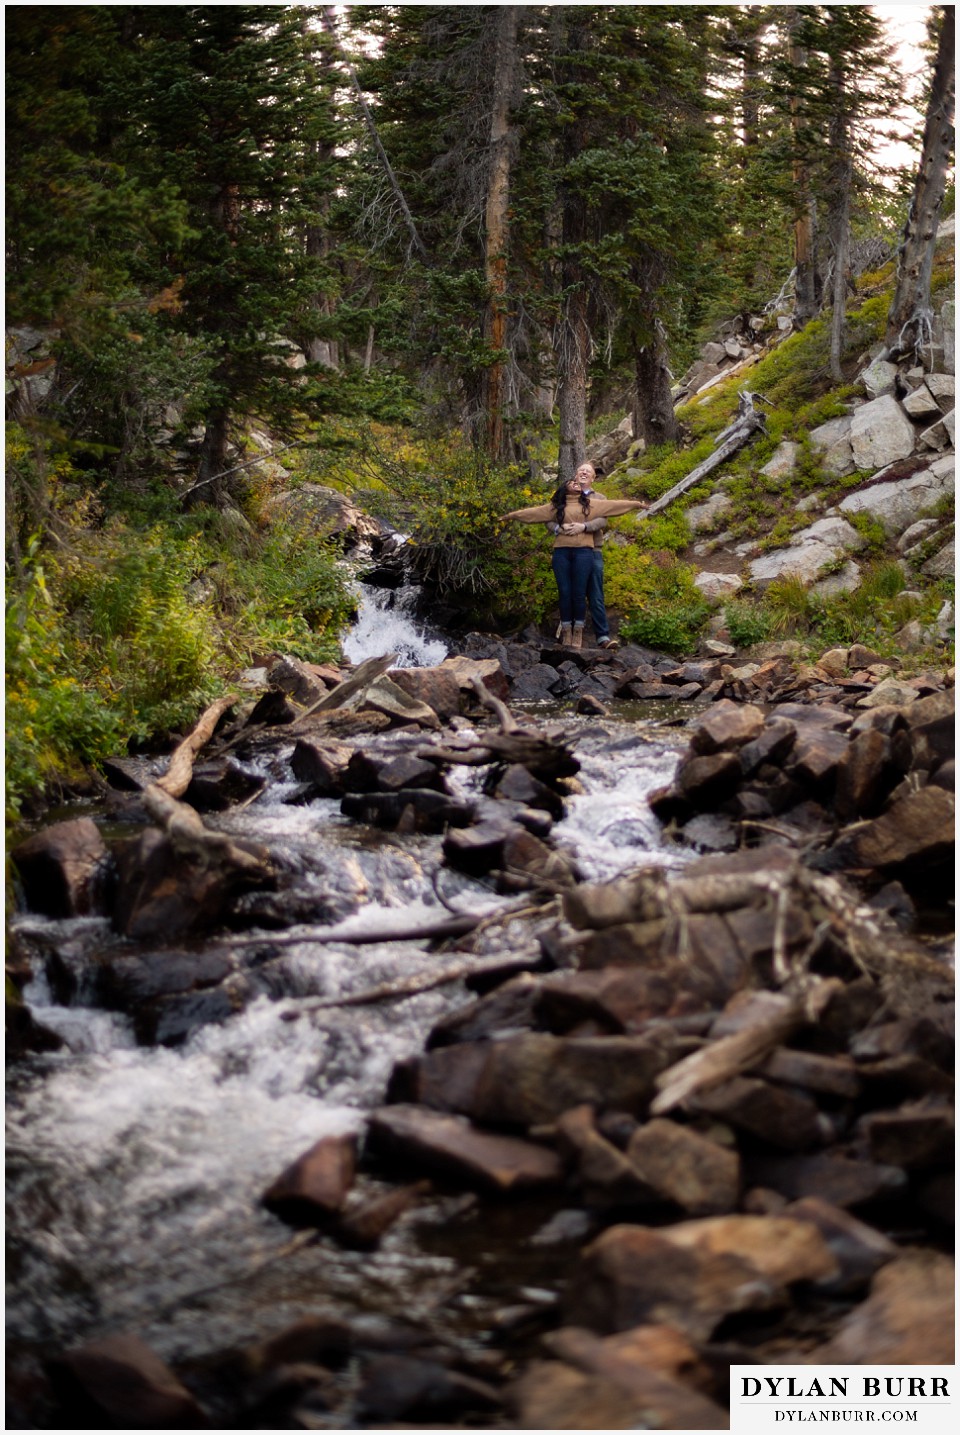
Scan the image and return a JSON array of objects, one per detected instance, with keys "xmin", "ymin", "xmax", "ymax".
[
  {"xmin": 614, "ymin": 553, "xmax": 710, "ymax": 655},
  {"xmin": 724, "ymin": 600, "xmax": 772, "ymax": 648},
  {"xmin": 218, "ymin": 523, "xmax": 354, "ymax": 662}
]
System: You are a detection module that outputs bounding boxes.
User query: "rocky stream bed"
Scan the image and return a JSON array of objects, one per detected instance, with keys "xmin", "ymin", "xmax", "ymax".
[{"xmin": 5, "ymin": 617, "xmax": 955, "ymax": 1430}]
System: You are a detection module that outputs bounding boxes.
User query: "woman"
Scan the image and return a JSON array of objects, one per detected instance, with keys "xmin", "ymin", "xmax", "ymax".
[{"xmin": 501, "ymin": 463, "xmax": 648, "ymax": 647}]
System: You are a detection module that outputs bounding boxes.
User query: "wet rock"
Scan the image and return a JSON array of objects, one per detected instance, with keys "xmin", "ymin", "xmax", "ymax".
[
  {"xmin": 48, "ymin": 1333, "xmax": 207, "ymax": 1428},
  {"xmin": 689, "ymin": 700, "xmax": 766, "ymax": 755},
  {"xmin": 99, "ymin": 949, "xmax": 235, "ymax": 1007},
  {"xmin": 101, "ymin": 755, "xmax": 162, "ymax": 790},
  {"xmin": 785, "ymin": 1196, "xmax": 897, "ymax": 1293},
  {"xmin": 860, "ymin": 1102, "xmax": 954, "ymax": 1170},
  {"xmin": 367, "ymin": 1104, "xmax": 563, "ymax": 1193},
  {"xmin": 12, "ymin": 817, "xmax": 109, "ymax": 918},
  {"xmin": 112, "ymin": 829, "xmax": 271, "ymax": 940},
  {"xmin": 426, "ymin": 973, "xmax": 544, "ymax": 1048},
  {"xmin": 492, "ymin": 763, "xmax": 565, "ymax": 818},
  {"xmin": 334, "ymin": 1181, "xmax": 429, "ymax": 1249},
  {"xmin": 745, "ymin": 1150, "xmax": 908, "ymax": 1207},
  {"xmin": 784, "ymin": 726, "xmax": 850, "ymax": 791},
  {"xmin": 398, "ymin": 1031, "xmax": 680, "ymax": 1127},
  {"xmin": 356, "ymin": 1354, "xmax": 501, "ymax": 1422},
  {"xmin": 738, "ymin": 718, "xmax": 797, "ymax": 777},
  {"xmin": 442, "ymin": 818, "xmax": 519, "ymax": 875},
  {"xmin": 361, "ymin": 675, "xmax": 441, "ymax": 728},
  {"xmin": 497, "ymin": 828, "xmax": 578, "ymax": 892},
  {"xmin": 512, "ymin": 662, "xmax": 568, "ymax": 700},
  {"xmin": 691, "ymin": 1076, "xmax": 824, "ymax": 1150},
  {"xmin": 249, "ymin": 1315, "xmax": 354, "ymax": 1372},
  {"xmin": 577, "ymin": 692, "xmax": 609, "ymax": 716},
  {"xmin": 376, "ymin": 753, "xmax": 448, "ymax": 793},
  {"xmin": 555, "ymin": 1104, "xmax": 653, "ymax": 1202},
  {"xmin": 244, "ymin": 688, "xmax": 299, "ymax": 726},
  {"xmin": 812, "ymin": 1252, "xmax": 955, "ymax": 1364},
  {"xmin": 387, "ymin": 666, "xmax": 462, "ymax": 721},
  {"xmin": 625, "ymin": 1118, "xmax": 741, "ymax": 1215},
  {"xmin": 535, "ymin": 963, "xmax": 721, "ymax": 1034},
  {"xmin": 568, "ymin": 1222, "xmax": 782, "ymax": 1340},
  {"xmin": 906, "ymin": 688, "xmax": 955, "ymax": 770},
  {"xmin": 137, "ymin": 978, "xmax": 251, "ymax": 1047},
  {"xmin": 515, "ymin": 1329, "xmax": 728, "ymax": 1429},
  {"xmin": 289, "ymin": 738, "xmax": 350, "ymax": 794},
  {"xmin": 342, "ymin": 788, "xmax": 472, "ymax": 833},
  {"xmin": 834, "ymin": 729, "xmax": 900, "ymax": 819},
  {"xmin": 440, "ymin": 654, "xmax": 510, "ymax": 702},
  {"xmin": 262, "ymin": 1132, "xmax": 358, "ymax": 1223},
  {"xmin": 755, "ymin": 1047, "xmax": 861, "ymax": 1100},
  {"xmin": 677, "ymin": 751, "xmax": 743, "ymax": 807},
  {"xmin": 185, "ymin": 760, "xmax": 266, "ymax": 812},
  {"xmin": 241, "ymin": 1363, "xmax": 336, "ymax": 1426},
  {"xmin": 848, "ymin": 786, "xmax": 954, "ymax": 874},
  {"xmin": 267, "ymin": 654, "xmax": 327, "ymax": 706}
]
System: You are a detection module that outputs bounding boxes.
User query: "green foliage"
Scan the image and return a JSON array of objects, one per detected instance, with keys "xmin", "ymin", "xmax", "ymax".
[
  {"xmin": 613, "ymin": 553, "xmax": 710, "ymax": 655},
  {"xmin": 355, "ymin": 435, "xmax": 553, "ymax": 624},
  {"xmin": 217, "ymin": 525, "xmax": 354, "ymax": 663},
  {"xmin": 846, "ymin": 510, "xmax": 888, "ymax": 553},
  {"xmin": 723, "ymin": 600, "xmax": 773, "ymax": 649}
]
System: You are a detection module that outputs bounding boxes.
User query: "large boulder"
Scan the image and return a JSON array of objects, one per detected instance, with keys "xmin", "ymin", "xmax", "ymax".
[
  {"xmin": 748, "ymin": 517, "xmax": 865, "ymax": 589},
  {"xmin": 838, "ymin": 458, "xmax": 954, "ymax": 537},
  {"xmin": 12, "ymin": 817, "xmax": 109, "ymax": 918},
  {"xmin": 263, "ymin": 484, "xmax": 383, "ymax": 547},
  {"xmin": 809, "ymin": 415, "xmax": 855, "ymax": 475},
  {"xmin": 849, "ymin": 394, "xmax": 916, "ymax": 471}
]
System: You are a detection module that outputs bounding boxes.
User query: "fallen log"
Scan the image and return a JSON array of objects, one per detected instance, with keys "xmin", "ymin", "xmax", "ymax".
[
  {"xmin": 291, "ymin": 652, "xmax": 396, "ymax": 725},
  {"xmin": 155, "ymin": 694, "xmax": 238, "ymax": 797},
  {"xmin": 644, "ymin": 390, "xmax": 767, "ymax": 518}
]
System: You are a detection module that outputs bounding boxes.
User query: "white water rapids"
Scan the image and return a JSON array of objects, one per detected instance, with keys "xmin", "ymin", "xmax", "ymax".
[{"xmin": 6, "ymin": 583, "xmax": 695, "ymax": 1398}]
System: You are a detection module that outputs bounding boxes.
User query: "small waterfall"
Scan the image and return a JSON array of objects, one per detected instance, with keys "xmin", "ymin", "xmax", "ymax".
[{"xmin": 342, "ymin": 561, "xmax": 449, "ymax": 669}]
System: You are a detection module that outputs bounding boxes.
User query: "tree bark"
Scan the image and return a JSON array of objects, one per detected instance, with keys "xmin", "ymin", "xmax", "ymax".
[
  {"xmin": 885, "ymin": 6, "xmax": 955, "ymax": 358},
  {"xmin": 787, "ymin": 12, "xmax": 819, "ymax": 325},
  {"xmin": 556, "ymin": 283, "xmax": 590, "ymax": 482},
  {"xmin": 828, "ymin": 51, "xmax": 853, "ymax": 383},
  {"xmin": 482, "ymin": 5, "xmax": 519, "ymax": 462},
  {"xmin": 632, "ymin": 320, "xmax": 678, "ymax": 448}
]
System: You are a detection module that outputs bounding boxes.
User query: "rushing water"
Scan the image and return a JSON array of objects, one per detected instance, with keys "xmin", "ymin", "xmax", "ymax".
[
  {"xmin": 341, "ymin": 576, "xmax": 449, "ymax": 669},
  {"xmin": 6, "ymin": 592, "xmax": 696, "ymax": 1418}
]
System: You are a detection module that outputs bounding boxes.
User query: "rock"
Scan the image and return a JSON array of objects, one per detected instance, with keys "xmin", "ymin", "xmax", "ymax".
[
  {"xmin": 356, "ymin": 1354, "xmax": 500, "ymax": 1423},
  {"xmin": 440, "ymin": 654, "xmax": 510, "ymax": 701},
  {"xmin": 941, "ymin": 298, "xmax": 955, "ymax": 375},
  {"xmin": 493, "ymin": 764, "xmax": 565, "ymax": 818},
  {"xmin": 907, "ymin": 688, "xmax": 955, "ymax": 770},
  {"xmin": 12, "ymin": 817, "xmax": 109, "ymax": 918},
  {"xmin": 785, "ymin": 726, "xmax": 850, "ymax": 791},
  {"xmin": 367, "ymin": 1105, "xmax": 562, "ymax": 1193},
  {"xmin": 677, "ymin": 752, "xmax": 743, "ymax": 807},
  {"xmin": 748, "ymin": 517, "xmax": 865, "ymax": 588},
  {"xmin": 112, "ymin": 828, "xmax": 271, "ymax": 940},
  {"xmin": 921, "ymin": 536, "xmax": 955, "ymax": 577},
  {"xmin": 48, "ymin": 1333, "xmax": 206, "ymax": 1428},
  {"xmin": 812, "ymin": 1252, "xmax": 955, "ymax": 1364},
  {"xmin": 925, "ymin": 372, "xmax": 955, "ymax": 409},
  {"xmin": 861, "ymin": 1103, "xmax": 954, "ymax": 1170},
  {"xmin": 262, "ymin": 1132, "xmax": 358, "ymax": 1223},
  {"xmin": 785, "ymin": 1197, "xmax": 896, "ymax": 1293},
  {"xmin": 267, "ymin": 654, "xmax": 328, "ymax": 706},
  {"xmin": 745, "ymin": 1151, "xmax": 907, "ymax": 1207},
  {"xmin": 856, "ymin": 677, "xmax": 921, "ymax": 709},
  {"xmin": 918, "ymin": 415, "xmax": 950, "ymax": 449},
  {"xmin": 397, "ymin": 1032, "xmax": 680, "ymax": 1127},
  {"xmin": 690, "ymin": 700, "xmax": 766, "ymax": 754},
  {"xmin": 897, "ymin": 517, "xmax": 941, "ymax": 552},
  {"xmin": 555, "ymin": 1104, "xmax": 654, "ymax": 1201},
  {"xmin": 849, "ymin": 786, "xmax": 954, "ymax": 874},
  {"xmin": 901, "ymin": 383, "xmax": 942, "ymax": 419},
  {"xmin": 849, "ymin": 394, "xmax": 916, "ymax": 470},
  {"xmin": 625, "ymin": 1119, "xmax": 741, "ymax": 1215},
  {"xmin": 760, "ymin": 441, "xmax": 801, "ymax": 479},
  {"xmin": 694, "ymin": 571, "xmax": 743, "ymax": 602},
  {"xmin": 512, "ymin": 663, "xmax": 568, "ymax": 700},
  {"xmin": 289, "ymin": 739, "xmax": 350, "ymax": 793},
  {"xmin": 342, "ymin": 788, "xmax": 471, "ymax": 834},
  {"xmin": 738, "ymin": 718, "xmax": 798, "ymax": 776},
  {"xmin": 361, "ymin": 675, "xmax": 441, "ymax": 728},
  {"xmin": 691, "ymin": 1076, "xmax": 823, "ymax": 1150},
  {"xmin": 685, "ymin": 492, "xmax": 733, "ymax": 532},
  {"xmin": 860, "ymin": 358, "xmax": 898, "ymax": 399},
  {"xmin": 513, "ymin": 1330, "xmax": 729, "ymax": 1429},
  {"xmin": 263, "ymin": 484, "xmax": 382, "ymax": 547},
  {"xmin": 536, "ymin": 963, "xmax": 719, "ymax": 1035},
  {"xmin": 809, "ymin": 414, "xmax": 855, "ymax": 475},
  {"xmin": 811, "ymin": 560, "xmax": 862, "ymax": 596},
  {"xmin": 498, "ymin": 828, "xmax": 578, "ymax": 892},
  {"xmin": 427, "ymin": 974, "xmax": 543, "ymax": 1048},
  {"xmin": 185, "ymin": 760, "xmax": 266, "ymax": 812},
  {"xmin": 576, "ymin": 692, "xmax": 608, "ymax": 716},
  {"xmin": 387, "ymin": 666, "xmax": 462, "ymax": 720},
  {"xmin": 334, "ymin": 1181, "xmax": 430, "ymax": 1249},
  {"xmin": 442, "ymin": 818, "xmax": 517, "ymax": 875},
  {"xmin": 569, "ymin": 1222, "xmax": 784, "ymax": 1341},
  {"xmin": 838, "ymin": 460, "xmax": 954, "ymax": 537},
  {"xmin": 661, "ymin": 1213, "xmax": 839, "ymax": 1287},
  {"xmin": 834, "ymin": 730, "xmax": 899, "ymax": 819}
]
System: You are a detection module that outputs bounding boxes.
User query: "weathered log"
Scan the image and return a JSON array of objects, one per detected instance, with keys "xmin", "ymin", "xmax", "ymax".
[
  {"xmin": 155, "ymin": 694, "xmax": 238, "ymax": 797},
  {"xmin": 644, "ymin": 391, "xmax": 767, "ymax": 518},
  {"xmin": 650, "ymin": 996, "xmax": 804, "ymax": 1116}
]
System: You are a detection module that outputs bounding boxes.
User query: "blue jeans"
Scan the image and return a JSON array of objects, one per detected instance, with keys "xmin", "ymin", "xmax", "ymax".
[
  {"xmin": 552, "ymin": 546, "xmax": 595, "ymax": 624},
  {"xmin": 587, "ymin": 549, "xmax": 609, "ymax": 641}
]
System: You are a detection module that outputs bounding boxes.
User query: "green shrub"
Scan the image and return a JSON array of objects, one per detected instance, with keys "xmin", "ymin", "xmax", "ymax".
[
  {"xmin": 615, "ymin": 554, "xmax": 710, "ymax": 655},
  {"xmin": 724, "ymin": 600, "xmax": 772, "ymax": 648}
]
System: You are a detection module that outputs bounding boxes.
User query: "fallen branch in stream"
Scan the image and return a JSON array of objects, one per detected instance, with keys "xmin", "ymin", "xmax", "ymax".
[{"xmin": 225, "ymin": 911, "xmax": 484, "ymax": 948}]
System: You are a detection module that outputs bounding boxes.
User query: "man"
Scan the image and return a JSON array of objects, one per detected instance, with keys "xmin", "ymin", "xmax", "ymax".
[{"xmin": 547, "ymin": 462, "xmax": 619, "ymax": 649}]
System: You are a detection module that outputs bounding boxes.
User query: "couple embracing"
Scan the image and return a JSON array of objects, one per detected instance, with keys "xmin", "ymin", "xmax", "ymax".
[{"xmin": 501, "ymin": 463, "xmax": 648, "ymax": 649}]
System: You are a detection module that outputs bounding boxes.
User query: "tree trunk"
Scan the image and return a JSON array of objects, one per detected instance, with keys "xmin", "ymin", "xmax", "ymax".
[
  {"xmin": 303, "ymin": 10, "xmax": 339, "ymax": 370},
  {"xmin": 885, "ymin": 6, "xmax": 955, "ymax": 358},
  {"xmin": 191, "ymin": 407, "xmax": 230, "ymax": 508},
  {"xmin": 788, "ymin": 16, "xmax": 819, "ymax": 325},
  {"xmin": 556, "ymin": 285, "xmax": 590, "ymax": 482},
  {"xmin": 482, "ymin": 5, "xmax": 519, "ymax": 462},
  {"xmin": 632, "ymin": 321, "xmax": 678, "ymax": 448},
  {"xmin": 828, "ymin": 53, "xmax": 853, "ymax": 383}
]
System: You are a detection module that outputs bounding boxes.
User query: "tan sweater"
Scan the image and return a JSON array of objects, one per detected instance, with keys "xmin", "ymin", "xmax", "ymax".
[{"xmin": 502, "ymin": 496, "xmax": 647, "ymax": 548}]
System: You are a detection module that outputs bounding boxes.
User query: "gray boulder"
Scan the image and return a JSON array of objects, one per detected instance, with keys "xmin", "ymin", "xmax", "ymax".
[
  {"xmin": 809, "ymin": 415, "xmax": 855, "ymax": 476},
  {"xmin": 849, "ymin": 395, "xmax": 916, "ymax": 471},
  {"xmin": 748, "ymin": 517, "xmax": 865, "ymax": 589},
  {"xmin": 838, "ymin": 459, "xmax": 954, "ymax": 537}
]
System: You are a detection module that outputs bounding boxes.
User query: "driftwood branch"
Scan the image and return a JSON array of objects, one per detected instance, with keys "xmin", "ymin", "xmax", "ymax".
[
  {"xmin": 644, "ymin": 389, "xmax": 767, "ymax": 518},
  {"xmin": 469, "ymin": 674, "xmax": 520, "ymax": 734},
  {"xmin": 225, "ymin": 911, "xmax": 483, "ymax": 950},
  {"xmin": 155, "ymin": 694, "xmax": 238, "ymax": 797},
  {"xmin": 650, "ymin": 996, "xmax": 803, "ymax": 1115},
  {"xmin": 178, "ymin": 445, "xmax": 302, "ymax": 503}
]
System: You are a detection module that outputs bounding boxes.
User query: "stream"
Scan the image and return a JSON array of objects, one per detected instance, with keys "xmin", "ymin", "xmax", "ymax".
[{"xmin": 5, "ymin": 578, "xmax": 698, "ymax": 1426}]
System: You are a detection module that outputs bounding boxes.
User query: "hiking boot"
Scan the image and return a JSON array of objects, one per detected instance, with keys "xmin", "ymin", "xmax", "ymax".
[
  {"xmin": 598, "ymin": 636, "xmax": 620, "ymax": 651},
  {"xmin": 571, "ymin": 624, "xmax": 584, "ymax": 650},
  {"xmin": 560, "ymin": 623, "xmax": 573, "ymax": 646}
]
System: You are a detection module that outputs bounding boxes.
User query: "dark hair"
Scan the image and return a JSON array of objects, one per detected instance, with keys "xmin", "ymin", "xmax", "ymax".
[{"xmin": 551, "ymin": 482, "xmax": 591, "ymax": 528}]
